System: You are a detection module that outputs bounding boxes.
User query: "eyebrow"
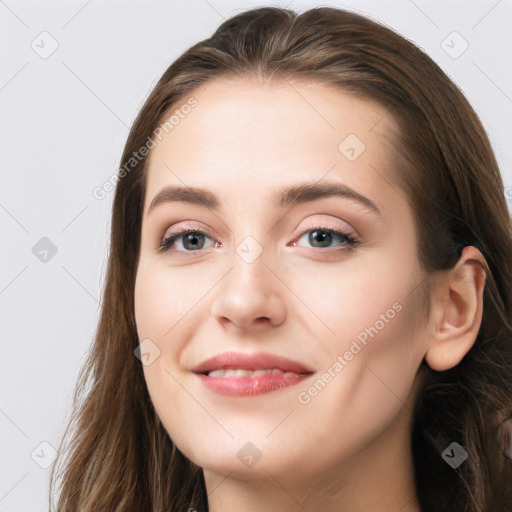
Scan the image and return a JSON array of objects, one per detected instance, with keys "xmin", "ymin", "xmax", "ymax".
[{"xmin": 148, "ymin": 181, "xmax": 382, "ymax": 216}]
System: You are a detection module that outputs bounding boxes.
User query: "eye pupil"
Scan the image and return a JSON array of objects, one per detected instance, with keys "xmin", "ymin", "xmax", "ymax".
[
  {"xmin": 183, "ymin": 233, "xmax": 205, "ymax": 250},
  {"xmin": 309, "ymin": 229, "xmax": 332, "ymax": 247}
]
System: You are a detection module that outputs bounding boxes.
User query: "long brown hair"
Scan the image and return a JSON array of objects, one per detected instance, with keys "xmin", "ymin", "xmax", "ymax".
[{"xmin": 49, "ymin": 6, "xmax": 512, "ymax": 511}]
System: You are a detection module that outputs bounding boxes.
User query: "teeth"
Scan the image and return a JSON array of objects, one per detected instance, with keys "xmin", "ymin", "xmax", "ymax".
[
  {"xmin": 206, "ymin": 368, "xmax": 285, "ymax": 378},
  {"xmin": 235, "ymin": 369, "xmax": 252, "ymax": 377},
  {"xmin": 252, "ymin": 369, "xmax": 273, "ymax": 377},
  {"xmin": 207, "ymin": 369, "xmax": 227, "ymax": 378}
]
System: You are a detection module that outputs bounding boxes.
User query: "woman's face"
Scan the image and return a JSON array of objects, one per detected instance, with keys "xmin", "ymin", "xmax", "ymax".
[{"xmin": 134, "ymin": 76, "xmax": 429, "ymax": 484}]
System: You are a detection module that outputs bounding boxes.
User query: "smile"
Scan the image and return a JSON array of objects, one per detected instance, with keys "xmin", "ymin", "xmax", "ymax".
[{"xmin": 192, "ymin": 351, "xmax": 314, "ymax": 396}]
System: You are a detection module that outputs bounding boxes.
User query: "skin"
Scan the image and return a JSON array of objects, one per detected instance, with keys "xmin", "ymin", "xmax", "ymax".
[{"xmin": 134, "ymin": 76, "xmax": 486, "ymax": 512}]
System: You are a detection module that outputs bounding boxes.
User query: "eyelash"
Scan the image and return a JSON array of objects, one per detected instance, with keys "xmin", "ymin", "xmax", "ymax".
[{"xmin": 158, "ymin": 225, "xmax": 359, "ymax": 254}]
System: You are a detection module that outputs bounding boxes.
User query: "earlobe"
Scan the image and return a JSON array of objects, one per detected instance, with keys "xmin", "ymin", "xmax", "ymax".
[{"xmin": 424, "ymin": 246, "xmax": 487, "ymax": 372}]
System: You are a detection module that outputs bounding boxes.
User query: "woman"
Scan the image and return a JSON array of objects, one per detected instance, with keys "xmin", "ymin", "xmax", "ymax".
[{"xmin": 49, "ymin": 6, "xmax": 512, "ymax": 511}]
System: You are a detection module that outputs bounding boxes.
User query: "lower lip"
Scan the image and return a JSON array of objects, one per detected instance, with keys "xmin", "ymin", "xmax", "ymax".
[{"xmin": 195, "ymin": 372, "xmax": 311, "ymax": 396}]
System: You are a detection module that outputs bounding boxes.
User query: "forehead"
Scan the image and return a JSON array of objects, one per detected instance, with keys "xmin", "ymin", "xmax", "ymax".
[{"xmin": 144, "ymin": 76, "xmax": 399, "ymax": 210}]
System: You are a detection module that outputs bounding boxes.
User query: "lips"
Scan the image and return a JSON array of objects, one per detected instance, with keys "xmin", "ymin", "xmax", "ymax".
[
  {"xmin": 191, "ymin": 351, "xmax": 314, "ymax": 397},
  {"xmin": 192, "ymin": 351, "xmax": 314, "ymax": 375}
]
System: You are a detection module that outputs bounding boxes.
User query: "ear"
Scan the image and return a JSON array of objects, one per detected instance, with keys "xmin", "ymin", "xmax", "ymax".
[{"xmin": 424, "ymin": 246, "xmax": 487, "ymax": 372}]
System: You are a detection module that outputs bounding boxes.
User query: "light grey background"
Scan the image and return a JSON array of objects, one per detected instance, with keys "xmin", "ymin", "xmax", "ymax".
[{"xmin": 1, "ymin": 0, "xmax": 511, "ymax": 509}]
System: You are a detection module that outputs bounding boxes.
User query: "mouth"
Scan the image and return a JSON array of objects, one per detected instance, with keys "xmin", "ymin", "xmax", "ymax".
[{"xmin": 191, "ymin": 351, "xmax": 315, "ymax": 397}]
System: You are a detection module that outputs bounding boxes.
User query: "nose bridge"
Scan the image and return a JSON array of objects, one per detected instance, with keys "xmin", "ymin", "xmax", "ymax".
[
  {"xmin": 209, "ymin": 231, "xmax": 286, "ymax": 330},
  {"xmin": 235, "ymin": 234, "xmax": 266, "ymax": 268},
  {"xmin": 228, "ymin": 232, "xmax": 271, "ymax": 298},
  {"xmin": 226, "ymin": 203, "xmax": 272, "ymax": 278}
]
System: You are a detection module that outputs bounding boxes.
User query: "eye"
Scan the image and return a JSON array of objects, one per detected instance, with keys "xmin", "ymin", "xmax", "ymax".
[
  {"xmin": 293, "ymin": 226, "xmax": 358, "ymax": 250},
  {"xmin": 159, "ymin": 228, "xmax": 219, "ymax": 253},
  {"xmin": 158, "ymin": 224, "xmax": 359, "ymax": 254}
]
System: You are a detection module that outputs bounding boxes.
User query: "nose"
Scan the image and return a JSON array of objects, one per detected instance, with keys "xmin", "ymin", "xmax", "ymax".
[{"xmin": 209, "ymin": 243, "xmax": 287, "ymax": 331}]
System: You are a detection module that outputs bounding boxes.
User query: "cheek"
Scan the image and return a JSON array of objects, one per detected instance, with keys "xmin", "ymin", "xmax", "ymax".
[
  {"xmin": 134, "ymin": 264, "xmax": 204, "ymax": 339},
  {"xmin": 290, "ymin": 247, "xmax": 422, "ymax": 416},
  {"xmin": 292, "ymin": 289, "xmax": 421, "ymax": 466},
  {"xmin": 134, "ymin": 266, "xmax": 194, "ymax": 405},
  {"xmin": 134, "ymin": 263, "xmax": 214, "ymax": 400},
  {"xmin": 134, "ymin": 266, "xmax": 202, "ymax": 448},
  {"xmin": 288, "ymin": 247, "xmax": 418, "ymax": 345}
]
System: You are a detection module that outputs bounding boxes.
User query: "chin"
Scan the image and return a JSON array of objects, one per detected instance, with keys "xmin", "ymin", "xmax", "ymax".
[{"xmin": 176, "ymin": 436, "xmax": 300, "ymax": 480}]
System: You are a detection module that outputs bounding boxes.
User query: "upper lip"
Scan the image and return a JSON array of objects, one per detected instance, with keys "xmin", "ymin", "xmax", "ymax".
[{"xmin": 192, "ymin": 351, "xmax": 314, "ymax": 375}]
